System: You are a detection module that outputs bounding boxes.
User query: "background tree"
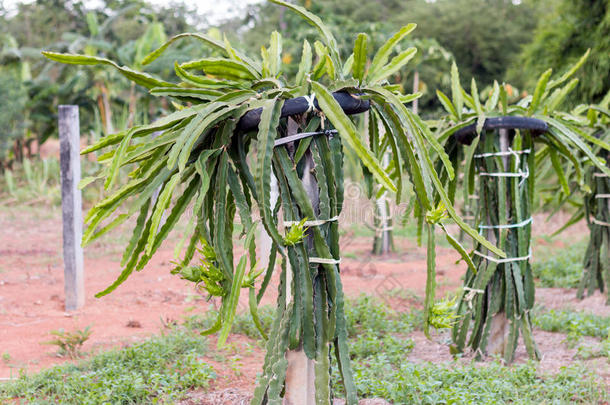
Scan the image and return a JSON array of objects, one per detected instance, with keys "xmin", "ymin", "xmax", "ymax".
[
  {"xmin": 0, "ymin": 0, "xmax": 207, "ymax": 155},
  {"xmin": 0, "ymin": 34, "xmax": 31, "ymax": 169},
  {"xmin": 223, "ymin": 0, "xmax": 537, "ymax": 114},
  {"xmin": 510, "ymin": 0, "xmax": 610, "ymax": 106},
  {"xmin": 405, "ymin": 0, "xmax": 538, "ymax": 89}
]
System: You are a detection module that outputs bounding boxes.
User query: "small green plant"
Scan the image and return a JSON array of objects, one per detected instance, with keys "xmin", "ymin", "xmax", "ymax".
[
  {"xmin": 1, "ymin": 352, "xmax": 11, "ymax": 365},
  {"xmin": 43, "ymin": 326, "xmax": 92, "ymax": 359},
  {"xmin": 227, "ymin": 355, "xmax": 244, "ymax": 376}
]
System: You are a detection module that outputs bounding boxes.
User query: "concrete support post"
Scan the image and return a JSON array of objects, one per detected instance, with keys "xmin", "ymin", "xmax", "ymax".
[{"xmin": 59, "ymin": 105, "xmax": 85, "ymax": 311}]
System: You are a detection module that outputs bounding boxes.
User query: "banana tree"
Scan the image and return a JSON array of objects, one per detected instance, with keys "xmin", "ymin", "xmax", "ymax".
[
  {"xmin": 44, "ymin": 1, "xmax": 499, "ymax": 402},
  {"xmin": 435, "ymin": 53, "xmax": 610, "ymax": 363}
]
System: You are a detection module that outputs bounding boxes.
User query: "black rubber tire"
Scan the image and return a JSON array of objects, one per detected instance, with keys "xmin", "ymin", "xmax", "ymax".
[
  {"xmin": 237, "ymin": 92, "xmax": 370, "ymax": 131},
  {"xmin": 454, "ymin": 116, "xmax": 548, "ymax": 145}
]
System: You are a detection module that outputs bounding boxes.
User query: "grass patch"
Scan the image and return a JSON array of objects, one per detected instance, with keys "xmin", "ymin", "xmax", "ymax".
[
  {"xmin": 532, "ymin": 240, "xmax": 587, "ymax": 288},
  {"xmin": 344, "ymin": 294, "xmax": 418, "ymax": 335},
  {"xmin": 533, "ymin": 308, "xmax": 610, "ymax": 339},
  {"xmin": 334, "ymin": 296, "xmax": 607, "ymax": 404},
  {"xmin": 0, "ymin": 328, "xmax": 215, "ymax": 404},
  {"xmin": 350, "ymin": 361, "xmax": 605, "ymax": 404}
]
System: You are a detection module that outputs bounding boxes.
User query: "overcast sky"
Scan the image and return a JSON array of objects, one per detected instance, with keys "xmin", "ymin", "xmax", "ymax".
[{"xmin": 2, "ymin": 0, "xmax": 263, "ymax": 24}]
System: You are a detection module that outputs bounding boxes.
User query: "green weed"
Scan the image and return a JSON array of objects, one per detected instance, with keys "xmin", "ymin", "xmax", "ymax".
[
  {"xmin": 0, "ymin": 157, "xmax": 107, "ymax": 207},
  {"xmin": 43, "ymin": 326, "xmax": 92, "ymax": 359}
]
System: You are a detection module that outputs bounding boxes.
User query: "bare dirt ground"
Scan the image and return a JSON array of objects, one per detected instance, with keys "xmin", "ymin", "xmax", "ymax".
[{"xmin": 0, "ymin": 206, "xmax": 607, "ymax": 399}]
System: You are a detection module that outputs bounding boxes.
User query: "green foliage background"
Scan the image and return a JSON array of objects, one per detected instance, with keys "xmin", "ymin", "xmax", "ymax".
[
  {"xmin": 2, "ymin": 0, "xmax": 607, "ymax": 163},
  {"xmin": 510, "ymin": 0, "xmax": 610, "ymax": 106}
]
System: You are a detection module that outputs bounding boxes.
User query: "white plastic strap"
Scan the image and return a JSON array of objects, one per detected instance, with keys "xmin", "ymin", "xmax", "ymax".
[
  {"xmin": 473, "ymin": 149, "xmax": 531, "ymax": 158},
  {"xmin": 283, "ymin": 216, "xmax": 339, "ymax": 227},
  {"xmin": 593, "ymin": 173, "xmax": 609, "ymax": 178},
  {"xmin": 478, "ymin": 216, "xmax": 533, "ymax": 230},
  {"xmin": 304, "ymin": 94, "xmax": 317, "ymax": 113},
  {"xmin": 309, "ymin": 257, "xmax": 341, "ymax": 265},
  {"xmin": 463, "ymin": 286, "xmax": 485, "ymax": 310},
  {"xmin": 375, "ymin": 226, "xmax": 394, "ymax": 234},
  {"xmin": 595, "ymin": 194, "xmax": 610, "ymax": 199},
  {"xmin": 592, "ymin": 217, "xmax": 610, "ymax": 227},
  {"xmin": 473, "ymin": 248, "xmax": 532, "ymax": 264},
  {"xmin": 478, "ymin": 171, "xmax": 529, "ymax": 178},
  {"xmin": 478, "ymin": 148, "xmax": 529, "ymax": 186}
]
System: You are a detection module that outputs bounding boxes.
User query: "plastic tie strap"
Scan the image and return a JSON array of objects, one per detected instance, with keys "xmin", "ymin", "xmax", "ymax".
[
  {"xmin": 473, "ymin": 248, "xmax": 532, "ymax": 264},
  {"xmin": 309, "ymin": 257, "xmax": 341, "ymax": 265},
  {"xmin": 478, "ymin": 216, "xmax": 533, "ymax": 230},
  {"xmin": 595, "ymin": 194, "xmax": 610, "ymax": 199},
  {"xmin": 463, "ymin": 286, "xmax": 485, "ymax": 310},
  {"xmin": 375, "ymin": 226, "xmax": 394, "ymax": 235},
  {"xmin": 593, "ymin": 173, "xmax": 610, "ymax": 178},
  {"xmin": 283, "ymin": 216, "xmax": 339, "ymax": 227},
  {"xmin": 473, "ymin": 148, "xmax": 531, "ymax": 159},
  {"xmin": 304, "ymin": 94, "xmax": 317, "ymax": 113},
  {"xmin": 478, "ymin": 148, "xmax": 530, "ymax": 187},
  {"xmin": 274, "ymin": 129, "xmax": 337, "ymax": 147},
  {"xmin": 592, "ymin": 217, "xmax": 610, "ymax": 227}
]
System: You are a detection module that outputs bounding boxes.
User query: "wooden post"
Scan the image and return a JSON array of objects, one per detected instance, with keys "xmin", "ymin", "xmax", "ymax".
[
  {"xmin": 59, "ymin": 105, "xmax": 85, "ymax": 311},
  {"xmin": 487, "ymin": 128, "xmax": 510, "ymax": 355},
  {"xmin": 283, "ymin": 118, "xmax": 316, "ymax": 405}
]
